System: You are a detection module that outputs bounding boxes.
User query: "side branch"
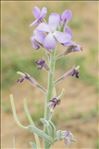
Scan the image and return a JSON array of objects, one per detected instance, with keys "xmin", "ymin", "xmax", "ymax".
[
  {"xmin": 55, "ymin": 66, "xmax": 80, "ymax": 84},
  {"xmin": 17, "ymin": 71, "xmax": 47, "ymax": 94}
]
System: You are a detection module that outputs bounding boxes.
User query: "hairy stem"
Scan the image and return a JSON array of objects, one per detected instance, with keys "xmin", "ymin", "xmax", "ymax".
[{"xmin": 44, "ymin": 50, "xmax": 56, "ymax": 149}]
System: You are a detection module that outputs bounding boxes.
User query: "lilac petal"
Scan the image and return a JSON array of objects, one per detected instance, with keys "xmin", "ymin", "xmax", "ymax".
[
  {"xmin": 36, "ymin": 23, "xmax": 50, "ymax": 32},
  {"xmin": 54, "ymin": 31, "xmax": 72, "ymax": 44},
  {"xmin": 43, "ymin": 33, "xmax": 56, "ymax": 50},
  {"xmin": 61, "ymin": 10, "xmax": 72, "ymax": 22},
  {"xmin": 33, "ymin": 6, "xmax": 41, "ymax": 18},
  {"xmin": 64, "ymin": 26, "xmax": 72, "ymax": 36},
  {"xmin": 48, "ymin": 13, "xmax": 60, "ymax": 32},
  {"xmin": 40, "ymin": 7, "xmax": 47, "ymax": 18},
  {"xmin": 31, "ymin": 36, "xmax": 40, "ymax": 50},
  {"xmin": 63, "ymin": 40, "xmax": 73, "ymax": 46},
  {"xmin": 34, "ymin": 30, "xmax": 45, "ymax": 44}
]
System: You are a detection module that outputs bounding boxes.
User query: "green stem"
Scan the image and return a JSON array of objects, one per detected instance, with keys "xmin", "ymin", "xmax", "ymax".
[{"xmin": 44, "ymin": 49, "xmax": 56, "ymax": 149}]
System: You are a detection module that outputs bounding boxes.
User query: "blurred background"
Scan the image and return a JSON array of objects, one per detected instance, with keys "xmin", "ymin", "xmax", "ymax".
[{"xmin": 1, "ymin": 1, "xmax": 98, "ymax": 149}]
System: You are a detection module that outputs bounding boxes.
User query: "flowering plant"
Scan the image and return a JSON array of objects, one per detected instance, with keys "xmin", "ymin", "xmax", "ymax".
[{"xmin": 10, "ymin": 6, "xmax": 82, "ymax": 149}]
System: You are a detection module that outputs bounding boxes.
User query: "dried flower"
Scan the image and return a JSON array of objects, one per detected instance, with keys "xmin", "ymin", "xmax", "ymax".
[
  {"xmin": 63, "ymin": 131, "xmax": 75, "ymax": 145},
  {"xmin": 35, "ymin": 59, "xmax": 49, "ymax": 70},
  {"xmin": 48, "ymin": 97, "xmax": 61, "ymax": 112},
  {"xmin": 62, "ymin": 65, "xmax": 80, "ymax": 78},
  {"xmin": 71, "ymin": 66, "xmax": 79, "ymax": 78},
  {"xmin": 30, "ymin": 6, "xmax": 47, "ymax": 26},
  {"xmin": 64, "ymin": 42, "xmax": 83, "ymax": 55}
]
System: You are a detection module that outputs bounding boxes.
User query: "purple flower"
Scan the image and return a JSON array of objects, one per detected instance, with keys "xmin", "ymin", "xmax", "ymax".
[
  {"xmin": 63, "ymin": 131, "xmax": 75, "ymax": 145},
  {"xmin": 36, "ymin": 13, "xmax": 72, "ymax": 51},
  {"xmin": 31, "ymin": 30, "xmax": 46, "ymax": 50},
  {"xmin": 35, "ymin": 59, "xmax": 49, "ymax": 70},
  {"xmin": 48, "ymin": 97, "xmax": 61, "ymax": 111},
  {"xmin": 60, "ymin": 10, "xmax": 72, "ymax": 35},
  {"xmin": 30, "ymin": 6, "xmax": 47, "ymax": 26},
  {"xmin": 61, "ymin": 10, "xmax": 72, "ymax": 25}
]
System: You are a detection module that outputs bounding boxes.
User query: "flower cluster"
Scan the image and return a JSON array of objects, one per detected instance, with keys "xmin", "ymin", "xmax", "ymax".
[{"xmin": 30, "ymin": 6, "xmax": 82, "ymax": 52}]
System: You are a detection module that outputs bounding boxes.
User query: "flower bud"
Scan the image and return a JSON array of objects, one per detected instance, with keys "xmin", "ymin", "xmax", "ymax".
[
  {"xmin": 48, "ymin": 97, "xmax": 61, "ymax": 112},
  {"xmin": 35, "ymin": 59, "xmax": 49, "ymax": 70}
]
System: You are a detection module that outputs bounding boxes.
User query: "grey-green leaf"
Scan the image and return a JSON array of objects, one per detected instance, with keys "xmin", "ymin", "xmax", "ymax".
[
  {"xmin": 28, "ymin": 125, "xmax": 53, "ymax": 144},
  {"xmin": 40, "ymin": 118, "xmax": 53, "ymax": 137},
  {"xmin": 40, "ymin": 118, "xmax": 49, "ymax": 126},
  {"xmin": 49, "ymin": 120, "xmax": 56, "ymax": 138},
  {"xmin": 56, "ymin": 130, "xmax": 64, "ymax": 141}
]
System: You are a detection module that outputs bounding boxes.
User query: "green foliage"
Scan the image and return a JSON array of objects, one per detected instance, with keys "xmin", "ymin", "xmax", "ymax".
[{"xmin": 95, "ymin": 139, "xmax": 99, "ymax": 149}]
